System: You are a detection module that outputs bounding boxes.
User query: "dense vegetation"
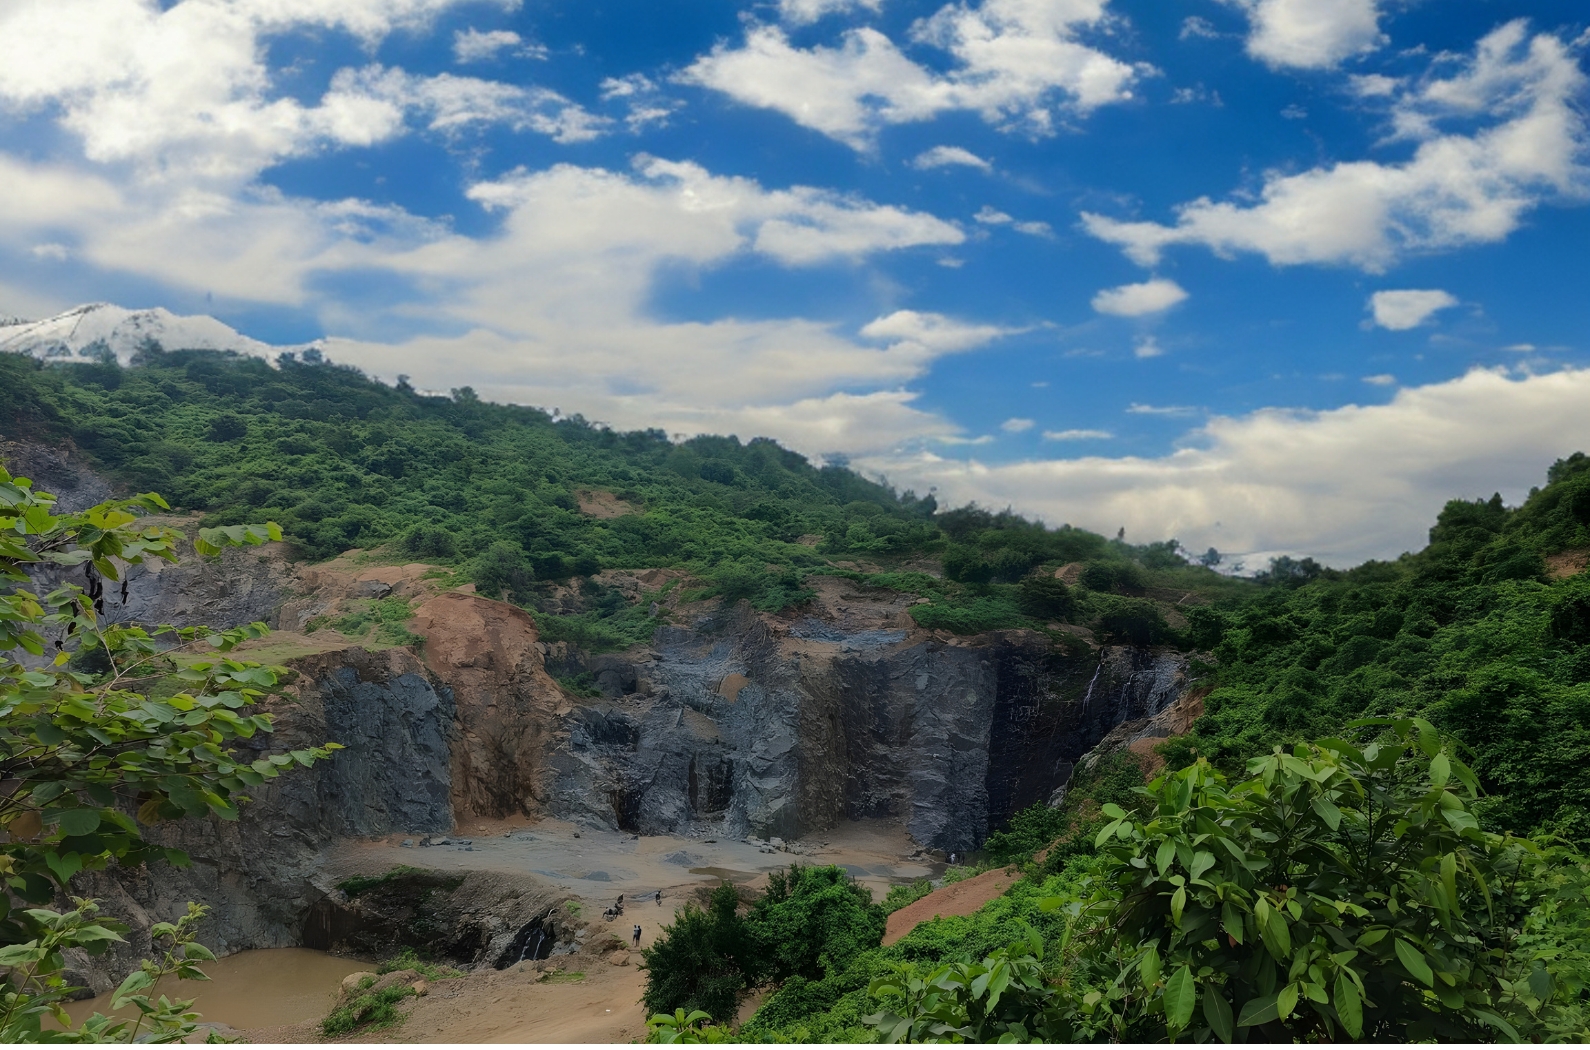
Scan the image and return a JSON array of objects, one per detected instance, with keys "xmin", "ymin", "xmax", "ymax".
[
  {"xmin": 720, "ymin": 725, "xmax": 1590, "ymax": 1043},
  {"xmin": 0, "ymin": 472, "xmax": 335, "ymax": 1040},
  {"xmin": 641, "ymin": 865, "xmax": 885, "ymax": 1022},
  {"xmin": 0, "ymin": 349, "xmax": 1236, "ymax": 650},
  {"xmin": 1173, "ymin": 452, "xmax": 1590, "ymax": 848}
]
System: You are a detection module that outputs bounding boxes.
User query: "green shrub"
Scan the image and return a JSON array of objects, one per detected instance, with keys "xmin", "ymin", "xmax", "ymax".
[
  {"xmin": 640, "ymin": 883, "xmax": 751, "ymax": 1022},
  {"xmin": 909, "ymin": 593, "xmax": 1025, "ymax": 634},
  {"xmin": 320, "ymin": 985, "xmax": 413, "ymax": 1036},
  {"xmin": 881, "ymin": 880, "xmax": 934, "ymax": 915},
  {"xmin": 747, "ymin": 864, "xmax": 885, "ymax": 985}
]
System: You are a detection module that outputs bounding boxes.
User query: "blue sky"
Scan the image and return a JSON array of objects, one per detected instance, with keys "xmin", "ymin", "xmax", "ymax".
[{"xmin": 0, "ymin": 0, "xmax": 1587, "ymax": 564}]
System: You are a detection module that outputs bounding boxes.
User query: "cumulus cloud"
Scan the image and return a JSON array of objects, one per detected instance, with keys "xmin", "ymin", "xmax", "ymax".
[
  {"xmin": 0, "ymin": 0, "xmax": 583, "ymax": 184},
  {"xmin": 452, "ymin": 27, "xmax": 522, "ymax": 63},
  {"xmin": 679, "ymin": 0, "xmax": 1139, "ymax": 149},
  {"xmin": 975, "ymin": 205, "xmax": 1014, "ymax": 224},
  {"xmin": 861, "ymin": 366, "xmax": 1590, "ymax": 565},
  {"xmin": 1002, "ymin": 417, "xmax": 1035, "ymax": 432},
  {"xmin": 329, "ymin": 66, "xmax": 608, "ymax": 143},
  {"xmin": 1044, "ymin": 428, "xmax": 1113, "ymax": 440},
  {"xmin": 1091, "ymin": 277, "xmax": 1188, "ymax": 316},
  {"xmin": 1134, "ymin": 336, "xmax": 1164, "ymax": 358},
  {"xmin": 1219, "ymin": 0, "xmax": 1384, "ymax": 70},
  {"xmin": 1362, "ymin": 373, "xmax": 1397, "ymax": 385},
  {"xmin": 912, "ymin": 145, "xmax": 993, "ymax": 172},
  {"xmin": 859, "ymin": 309, "xmax": 1016, "ymax": 351},
  {"xmin": 1370, "ymin": 288, "xmax": 1458, "ymax": 329},
  {"xmin": 778, "ymin": 0, "xmax": 883, "ymax": 24},
  {"xmin": 1082, "ymin": 22, "xmax": 1588, "ymax": 272}
]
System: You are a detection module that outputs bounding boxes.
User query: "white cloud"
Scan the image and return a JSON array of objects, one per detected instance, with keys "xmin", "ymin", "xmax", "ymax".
[
  {"xmin": 679, "ymin": 0, "xmax": 1139, "ymax": 149},
  {"xmin": 1013, "ymin": 220, "xmax": 1054, "ymax": 237},
  {"xmin": 1091, "ymin": 277, "xmax": 1188, "ymax": 316},
  {"xmin": 30, "ymin": 243, "xmax": 69, "ymax": 261},
  {"xmin": 452, "ymin": 27, "xmax": 521, "ymax": 63},
  {"xmin": 1350, "ymin": 73, "xmax": 1401, "ymax": 97},
  {"xmin": 1179, "ymin": 16, "xmax": 1221, "ymax": 41},
  {"xmin": 1362, "ymin": 373, "xmax": 1397, "ymax": 385},
  {"xmin": 1127, "ymin": 402, "xmax": 1198, "ymax": 415},
  {"xmin": 1219, "ymin": 0, "xmax": 1385, "ymax": 70},
  {"xmin": 0, "ymin": 0, "xmax": 577, "ymax": 184},
  {"xmin": 912, "ymin": 145, "xmax": 993, "ymax": 172},
  {"xmin": 1504, "ymin": 343, "xmax": 1536, "ymax": 352},
  {"xmin": 1001, "ymin": 417, "xmax": 1035, "ymax": 432},
  {"xmin": 975, "ymin": 205, "xmax": 1014, "ymax": 224},
  {"xmin": 1370, "ymin": 288, "xmax": 1458, "ymax": 329},
  {"xmin": 330, "ymin": 66, "xmax": 608, "ymax": 143},
  {"xmin": 1134, "ymin": 336, "xmax": 1164, "ymax": 358},
  {"xmin": 859, "ymin": 309, "xmax": 1016, "ymax": 351},
  {"xmin": 599, "ymin": 74, "xmax": 684, "ymax": 131},
  {"xmin": 862, "ymin": 366, "xmax": 1590, "ymax": 565},
  {"xmin": 1044, "ymin": 428, "xmax": 1112, "ymax": 440},
  {"xmin": 1083, "ymin": 22, "xmax": 1588, "ymax": 272},
  {"xmin": 778, "ymin": 0, "xmax": 884, "ymax": 25}
]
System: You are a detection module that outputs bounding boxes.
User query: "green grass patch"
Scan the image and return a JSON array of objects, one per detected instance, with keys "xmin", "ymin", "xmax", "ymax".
[
  {"xmin": 336, "ymin": 865, "xmax": 424, "ymax": 898},
  {"xmin": 378, "ymin": 947, "xmax": 463, "ymax": 981},
  {"xmin": 537, "ymin": 970, "xmax": 586, "ymax": 984},
  {"xmin": 320, "ymin": 984, "xmax": 413, "ymax": 1037}
]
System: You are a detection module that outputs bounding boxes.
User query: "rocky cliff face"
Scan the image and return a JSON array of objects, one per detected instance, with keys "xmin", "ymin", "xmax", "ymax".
[
  {"xmin": 548, "ymin": 607, "xmax": 1188, "ymax": 853},
  {"xmin": 74, "ymin": 647, "xmax": 456, "ymax": 991}
]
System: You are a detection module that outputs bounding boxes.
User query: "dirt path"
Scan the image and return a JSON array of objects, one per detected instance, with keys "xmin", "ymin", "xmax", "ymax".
[{"xmin": 883, "ymin": 868, "xmax": 1020, "ymax": 946}]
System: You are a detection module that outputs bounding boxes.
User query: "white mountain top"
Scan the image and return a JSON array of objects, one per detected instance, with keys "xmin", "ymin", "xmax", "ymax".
[{"xmin": 0, "ymin": 303, "xmax": 320, "ymax": 367}]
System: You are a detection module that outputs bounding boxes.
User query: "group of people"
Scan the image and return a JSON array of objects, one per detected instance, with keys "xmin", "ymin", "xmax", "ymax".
[{"xmin": 607, "ymin": 891, "xmax": 666, "ymax": 947}]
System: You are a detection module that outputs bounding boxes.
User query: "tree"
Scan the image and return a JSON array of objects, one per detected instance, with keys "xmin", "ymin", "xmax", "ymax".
[
  {"xmin": 641, "ymin": 883, "xmax": 751, "ymax": 1022},
  {"xmin": 1068, "ymin": 719, "xmax": 1588, "ymax": 1042},
  {"xmin": 867, "ymin": 721, "xmax": 1590, "ymax": 1042},
  {"xmin": 746, "ymin": 865, "xmax": 885, "ymax": 986},
  {"xmin": 0, "ymin": 466, "xmax": 339, "ymax": 1039}
]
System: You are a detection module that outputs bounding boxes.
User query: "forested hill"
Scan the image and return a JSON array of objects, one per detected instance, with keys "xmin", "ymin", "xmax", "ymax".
[
  {"xmin": 3, "ymin": 346, "xmax": 1589, "ymax": 849},
  {"xmin": 1178, "ymin": 453, "xmax": 1590, "ymax": 846},
  {"xmin": 0, "ymin": 346, "xmax": 1241, "ymax": 646}
]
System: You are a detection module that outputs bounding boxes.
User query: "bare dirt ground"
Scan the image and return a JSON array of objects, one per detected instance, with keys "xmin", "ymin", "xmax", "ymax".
[
  {"xmin": 882, "ymin": 867, "xmax": 1020, "ymax": 947},
  {"xmin": 222, "ymin": 817, "xmax": 943, "ymax": 1043},
  {"xmin": 325, "ymin": 814, "xmax": 940, "ymax": 923}
]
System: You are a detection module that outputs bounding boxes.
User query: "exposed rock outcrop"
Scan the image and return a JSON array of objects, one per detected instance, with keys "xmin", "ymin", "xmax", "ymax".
[
  {"xmin": 72, "ymin": 647, "xmax": 454, "ymax": 992},
  {"xmin": 410, "ymin": 592, "xmax": 565, "ymax": 822}
]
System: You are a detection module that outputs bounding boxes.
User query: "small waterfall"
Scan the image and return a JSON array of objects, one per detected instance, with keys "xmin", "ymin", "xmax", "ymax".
[
  {"xmin": 1079, "ymin": 662, "xmax": 1103, "ymax": 711},
  {"xmin": 517, "ymin": 929, "xmax": 545, "ymax": 965}
]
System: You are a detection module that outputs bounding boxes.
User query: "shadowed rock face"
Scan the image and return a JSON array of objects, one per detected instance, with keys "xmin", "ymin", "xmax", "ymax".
[
  {"xmin": 551, "ymin": 615, "xmax": 1188, "ymax": 852},
  {"xmin": 73, "ymin": 647, "xmax": 456, "ymax": 993}
]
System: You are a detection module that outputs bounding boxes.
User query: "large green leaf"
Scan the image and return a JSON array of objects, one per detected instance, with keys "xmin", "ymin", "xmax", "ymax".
[
  {"xmin": 1393, "ymin": 938, "xmax": 1434, "ymax": 987},
  {"xmin": 1163, "ymin": 966, "xmax": 1196, "ymax": 1031},
  {"xmin": 1202, "ymin": 982, "xmax": 1234, "ymax": 1043},
  {"xmin": 1333, "ymin": 971, "xmax": 1363, "ymax": 1039}
]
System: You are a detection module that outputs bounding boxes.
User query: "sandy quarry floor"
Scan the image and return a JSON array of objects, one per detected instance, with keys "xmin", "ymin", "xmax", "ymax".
[
  {"xmin": 326, "ymin": 814, "xmax": 943, "ymax": 920},
  {"xmin": 238, "ymin": 817, "xmax": 945, "ymax": 1043}
]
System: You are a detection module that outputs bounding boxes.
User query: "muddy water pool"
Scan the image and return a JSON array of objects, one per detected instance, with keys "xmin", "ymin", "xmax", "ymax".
[{"xmin": 62, "ymin": 947, "xmax": 371, "ymax": 1032}]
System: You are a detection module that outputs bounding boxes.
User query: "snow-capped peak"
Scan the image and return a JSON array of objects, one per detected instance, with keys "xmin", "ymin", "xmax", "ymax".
[{"xmin": 0, "ymin": 303, "xmax": 321, "ymax": 367}]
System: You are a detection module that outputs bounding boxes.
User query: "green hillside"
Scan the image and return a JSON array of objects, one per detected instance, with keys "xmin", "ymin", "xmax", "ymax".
[{"xmin": 0, "ymin": 348, "xmax": 1235, "ymax": 649}]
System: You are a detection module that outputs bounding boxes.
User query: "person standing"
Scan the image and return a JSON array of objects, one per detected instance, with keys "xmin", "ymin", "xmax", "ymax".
[
  {"xmin": 632, "ymin": 924, "xmax": 642, "ymax": 948},
  {"xmin": 656, "ymin": 889, "xmax": 663, "ymax": 907}
]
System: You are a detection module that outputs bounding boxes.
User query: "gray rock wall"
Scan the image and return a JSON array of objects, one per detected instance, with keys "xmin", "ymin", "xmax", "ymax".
[
  {"xmin": 71, "ymin": 647, "xmax": 454, "ymax": 993},
  {"xmin": 545, "ymin": 612, "xmax": 1189, "ymax": 853}
]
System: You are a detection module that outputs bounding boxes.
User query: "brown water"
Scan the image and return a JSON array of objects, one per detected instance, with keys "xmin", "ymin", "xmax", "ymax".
[{"xmin": 62, "ymin": 947, "xmax": 371, "ymax": 1033}]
